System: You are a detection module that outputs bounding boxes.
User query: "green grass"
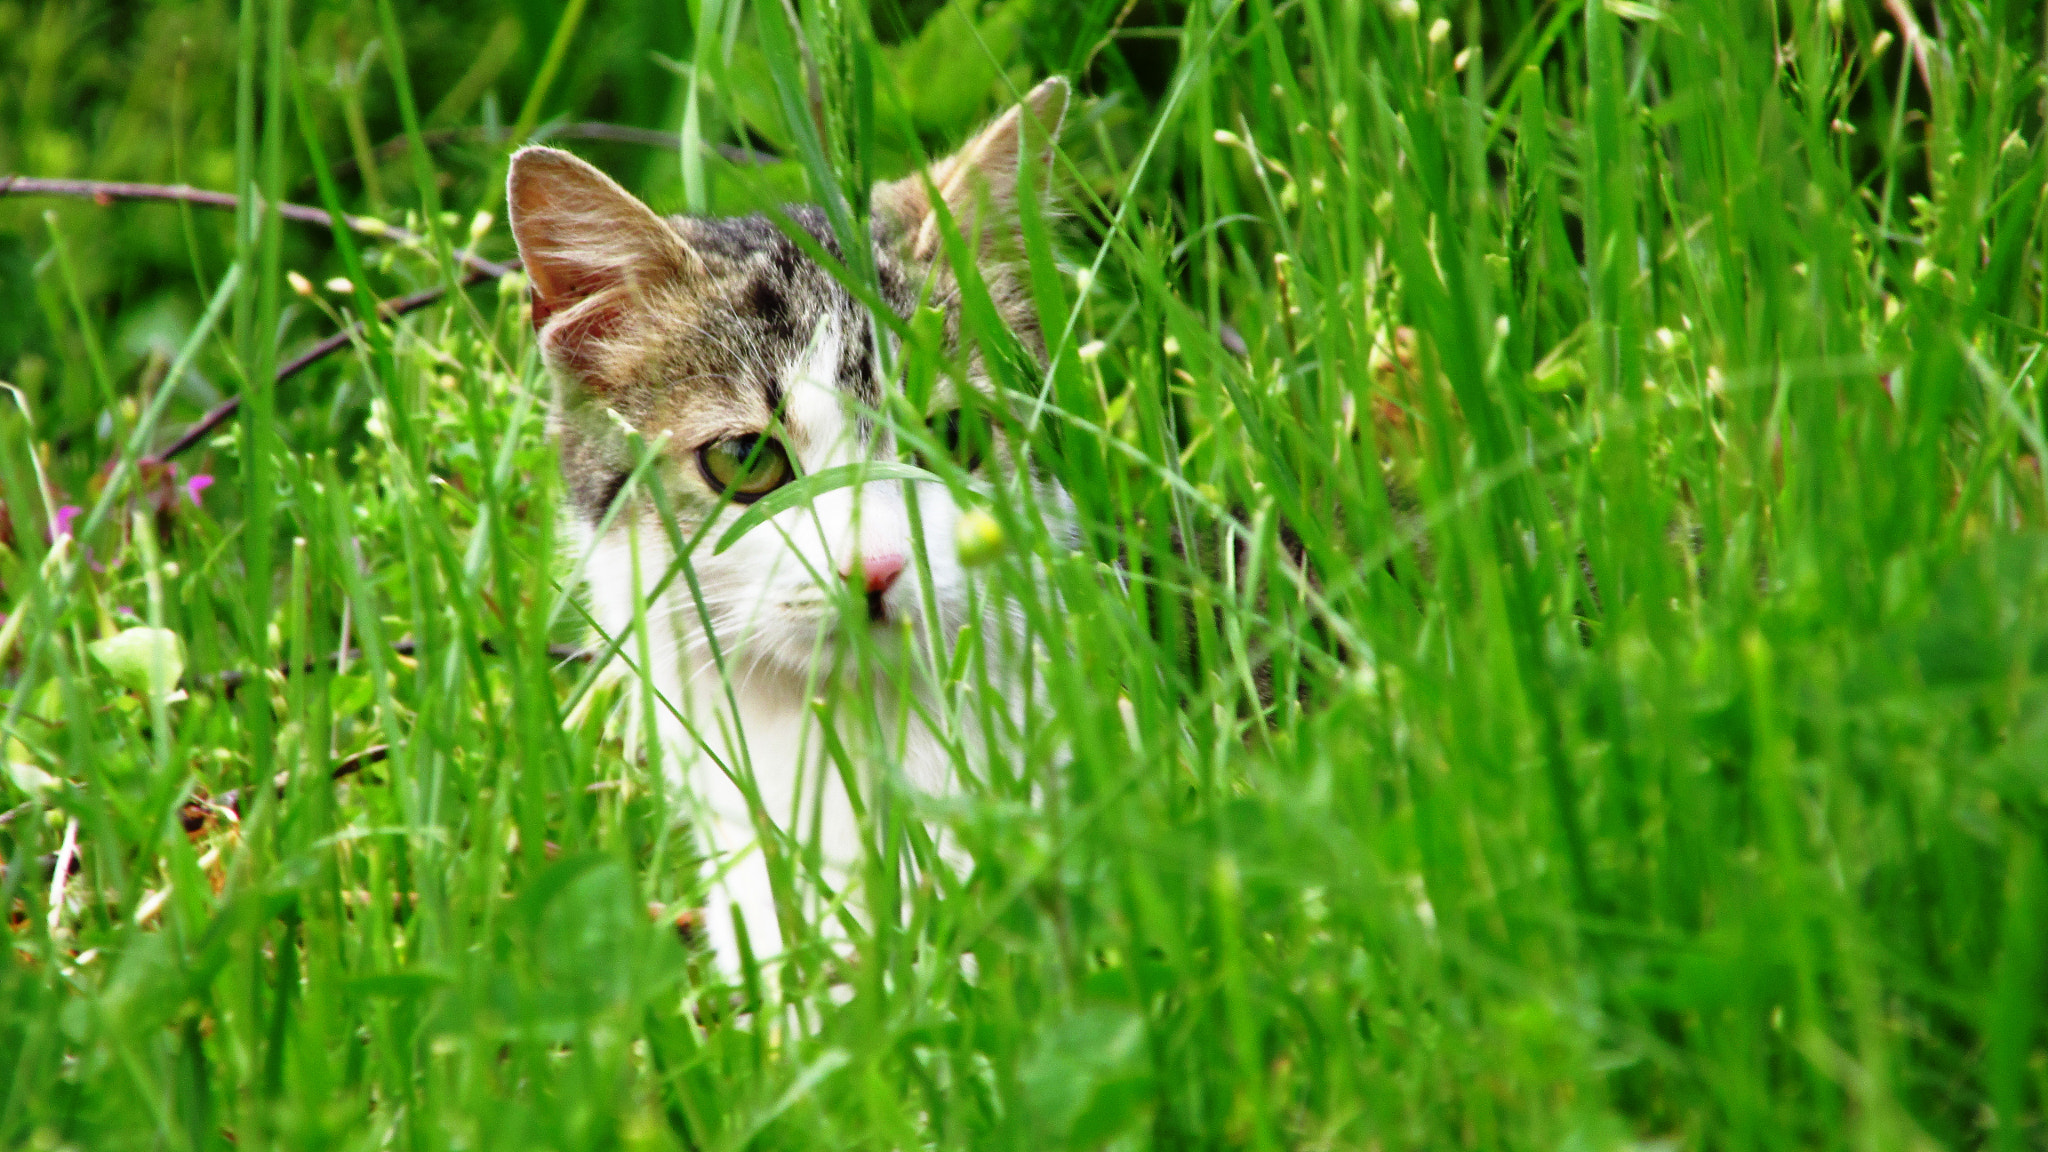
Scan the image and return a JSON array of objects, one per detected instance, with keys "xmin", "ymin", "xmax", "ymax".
[{"xmin": 5, "ymin": 0, "xmax": 2048, "ymax": 1148}]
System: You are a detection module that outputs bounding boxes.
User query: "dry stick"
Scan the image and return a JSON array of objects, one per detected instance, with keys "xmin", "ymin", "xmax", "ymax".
[
  {"xmin": 1882, "ymin": 0, "xmax": 1933, "ymax": 93},
  {"xmin": 1, "ymin": 631, "xmax": 593, "ymax": 831},
  {"xmin": 207, "ymin": 636, "xmax": 591, "ymax": 697},
  {"xmin": 0, "ymin": 175, "xmax": 515, "ymax": 280},
  {"xmin": 0, "ymin": 174, "xmax": 520, "ymax": 465},
  {"xmin": 143, "ymin": 272, "xmax": 492, "ymax": 466},
  {"xmin": 191, "ymin": 743, "xmax": 392, "ymax": 830},
  {"xmin": 0, "ymin": 185, "xmax": 578, "ymax": 843},
  {"xmin": 0, "ymin": 742, "xmax": 390, "ymax": 835},
  {"xmin": 343, "ymin": 122, "xmax": 779, "ymax": 172}
]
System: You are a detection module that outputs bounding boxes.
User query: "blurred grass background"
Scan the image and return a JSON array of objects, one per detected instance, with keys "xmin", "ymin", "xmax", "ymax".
[{"xmin": 4, "ymin": 1, "xmax": 2048, "ymax": 1149}]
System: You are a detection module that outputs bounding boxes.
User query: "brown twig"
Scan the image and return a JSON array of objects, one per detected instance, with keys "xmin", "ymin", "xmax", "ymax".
[
  {"xmin": 142, "ymin": 272, "xmax": 495, "ymax": 466},
  {"xmin": 0, "ymin": 743, "xmax": 393, "ymax": 835},
  {"xmin": 341, "ymin": 122, "xmax": 779, "ymax": 174},
  {"xmin": 1, "ymin": 638, "xmax": 591, "ymax": 830},
  {"xmin": 0, "ymin": 174, "xmax": 522, "ymax": 465},
  {"xmin": 2, "ymin": 742, "xmax": 389, "ymax": 838},
  {"xmin": 190, "ymin": 744, "xmax": 393, "ymax": 830},
  {"xmin": 0, "ymin": 175, "xmax": 515, "ymax": 280},
  {"xmin": 547, "ymin": 124, "xmax": 777, "ymax": 167},
  {"xmin": 1080, "ymin": 0, "xmax": 1144, "ymax": 79},
  {"xmin": 209, "ymin": 636, "xmax": 591, "ymax": 697},
  {"xmin": 1882, "ymin": 0, "xmax": 1933, "ymax": 93}
]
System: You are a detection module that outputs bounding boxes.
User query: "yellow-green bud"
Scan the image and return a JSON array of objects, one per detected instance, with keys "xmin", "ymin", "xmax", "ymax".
[
  {"xmin": 2000, "ymin": 130, "xmax": 2030, "ymax": 182},
  {"xmin": 954, "ymin": 508, "xmax": 1006, "ymax": 567}
]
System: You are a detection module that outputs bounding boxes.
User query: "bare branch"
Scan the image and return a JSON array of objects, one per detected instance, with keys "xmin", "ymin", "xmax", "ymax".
[
  {"xmin": 196, "ymin": 744, "xmax": 393, "ymax": 826},
  {"xmin": 331, "ymin": 123, "xmax": 779, "ymax": 182},
  {"xmin": 0, "ymin": 175, "xmax": 515, "ymax": 279},
  {"xmin": 1882, "ymin": 0, "xmax": 1933, "ymax": 93},
  {"xmin": 207, "ymin": 636, "xmax": 591, "ymax": 697},
  {"xmin": 0, "ymin": 175, "xmax": 527, "ymax": 465},
  {"xmin": 0, "ymin": 639, "xmax": 590, "ymax": 831},
  {"xmin": 143, "ymin": 272, "xmax": 495, "ymax": 466}
]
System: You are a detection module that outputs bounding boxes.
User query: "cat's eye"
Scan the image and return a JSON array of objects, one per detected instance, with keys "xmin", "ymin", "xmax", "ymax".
[
  {"xmin": 925, "ymin": 408, "xmax": 986, "ymax": 472},
  {"xmin": 698, "ymin": 434, "xmax": 793, "ymax": 501}
]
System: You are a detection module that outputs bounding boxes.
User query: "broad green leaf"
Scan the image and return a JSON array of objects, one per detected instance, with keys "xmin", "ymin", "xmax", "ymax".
[
  {"xmin": 5, "ymin": 759, "xmax": 60, "ymax": 797},
  {"xmin": 89, "ymin": 627, "xmax": 186, "ymax": 696},
  {"xmin": 1020, "ymin": 1006, "xmax": 1151, "ymax": 1149},
  {"xmin": 722, "ymin": 39, "xmax": 794, "ymax": 154},
  {"xmin": 887, "ymin": 0, "xmax": 1038, "ymax": 135}
]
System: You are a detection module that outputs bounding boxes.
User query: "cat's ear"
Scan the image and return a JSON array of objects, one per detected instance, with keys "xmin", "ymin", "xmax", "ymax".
[
  {"xmin": 874, "ymin": 77, "xmax": 1069, "ymax": 262},
  {"xmin": 507, "ymin": 146, "xmax": 697, "ymax": 382}
]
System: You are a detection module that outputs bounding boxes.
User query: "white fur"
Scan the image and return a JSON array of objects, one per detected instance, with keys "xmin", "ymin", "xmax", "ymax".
[{"xmin": 576, "ymin": 316, "xmax": 1026, "ymax": 986}]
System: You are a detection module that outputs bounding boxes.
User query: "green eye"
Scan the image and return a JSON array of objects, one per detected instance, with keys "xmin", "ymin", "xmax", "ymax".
[
  {"xmin": 926, "ymin": 408, "xmax": 986, "ymax": 472},
  {"xmin": 697, "ymin": 434, "xmax": 793, "ymax": 501}
]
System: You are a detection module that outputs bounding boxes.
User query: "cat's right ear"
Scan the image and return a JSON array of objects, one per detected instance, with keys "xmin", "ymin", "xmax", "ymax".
[
  {"xmin": 873, "ymin": 77, "xmax": 1069, "ymax": 263},
  {"xmin": 507, "ymin": 146, "xmax": 696, "ymax": 382}
]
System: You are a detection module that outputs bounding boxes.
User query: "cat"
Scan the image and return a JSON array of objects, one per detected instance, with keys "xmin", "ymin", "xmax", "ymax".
[{"xmin": 506, "ymin": 78, "xmax": 1072, "ymax": 987}]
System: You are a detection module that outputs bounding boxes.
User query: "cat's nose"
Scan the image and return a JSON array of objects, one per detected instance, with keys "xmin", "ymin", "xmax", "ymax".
[{"xmin": 846, "ymin": 552, "xmax": 906, "ymax": 595}]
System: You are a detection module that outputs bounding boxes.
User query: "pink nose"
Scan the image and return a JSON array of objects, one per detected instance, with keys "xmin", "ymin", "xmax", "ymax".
[{"xmin": 847, "ymin": 553, "xmax": 906, "ymax": 595}]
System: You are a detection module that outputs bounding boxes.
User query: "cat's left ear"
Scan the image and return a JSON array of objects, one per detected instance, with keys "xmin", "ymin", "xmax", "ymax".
[
  {"xmin": 873, "ymin": 77, "xmax": 1069, "ymax": 262},
  {"xmin": 507, "ymin": 146, "xmax": 700, "ymax": 386}
]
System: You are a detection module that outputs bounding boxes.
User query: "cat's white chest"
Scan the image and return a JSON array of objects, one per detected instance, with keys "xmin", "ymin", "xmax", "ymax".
[
  {"xmin": 582, "ymin": 525, "xmax": 958, "ymax": 972},
  {"xmin": 666, "ymin": 647, "xmax": 962, "ymax": 975}
]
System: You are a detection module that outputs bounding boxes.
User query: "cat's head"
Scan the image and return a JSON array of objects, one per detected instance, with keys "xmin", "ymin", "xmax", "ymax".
[{"xmin": 507, "ymin": 78, "xmax": 1070, "ymax": 681}]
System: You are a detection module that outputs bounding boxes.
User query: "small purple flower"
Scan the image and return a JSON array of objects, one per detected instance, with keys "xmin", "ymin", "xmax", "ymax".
[
  {"xmin": 183, "ymin": 473, "xmax": 215, "ymax": 506},
  {"xmin": 52, "ymin": 505, "xmax": 82, "ymax": 540}
]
